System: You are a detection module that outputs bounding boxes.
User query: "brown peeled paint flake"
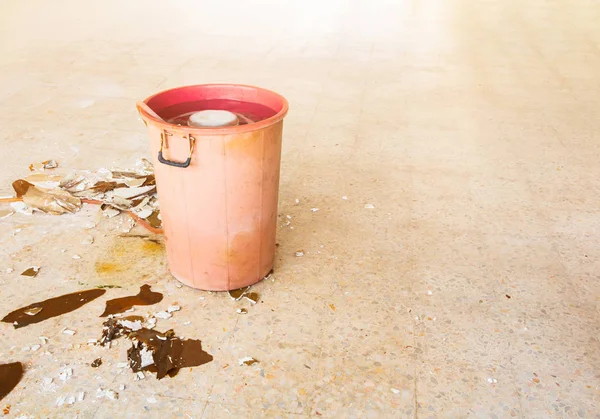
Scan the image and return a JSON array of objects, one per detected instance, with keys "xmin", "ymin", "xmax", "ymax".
[
  {"xmin": 1, "ymin": 289, "xmax": 106, "ymax": 329},
  {"xmin": 12, "ymin": 179, "xmax": 33, "ymax": 198},
  {"xmin": 0, "ymin": 362, "xmax": 24, "ymax": 401},
  {"xmin": 21, "ymin": 267, "xmax": 40, "ymax": 277},
  {"xmin": 127, "ymin": 328, "xmax": 213, "ymax": 379},
  {"xmin": 145, "ymin": 211, "xmax": 162, "ymax": 229},
  {"xmin": 100, "ymin": 285, "xmax": 163, "ymax": 317}
]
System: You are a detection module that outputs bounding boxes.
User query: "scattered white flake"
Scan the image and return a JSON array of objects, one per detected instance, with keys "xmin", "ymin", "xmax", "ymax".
[
  {"xmin": 55, "ymin": 396, "xmax": 66, "ymax": 407},
  {"xmin": 77, "ymin": 392, "xmax": 85, "ymax": 402},
  {"xmin": 118, "ymin": 319, "xmax": 142, "ymax": 331},
  {"xmin": 295, "ymin": 250, "xmax": 304, "ymax": 257},
  {"xmin": 106, "ymin": 389, "xmax": 118, "ymax": 400},
  {"xmin": 156, "ymin": 335, "xmax": 167, "ymax": 341},
  {"xmin": 311, "ymin": 208, "xmax": 319, "ymax": 212},
  {"xmin": 342, "ymin": 196, "xmax": 348, "ymax": 200},
  {"xmin": 236, "ymin": 308, "xmax": 248, "ymax": 315},
  {"xmin": 84, "ymin": 221, "xmax": 96, "ymax": 229},
  {"xmin": 39, "ymin": 336, "xmax": 48, "ymax": 344},
  {"xmin": 139, "ymin": 347, "xmax": 155, "ymax": 368},
  {"xmin": 183, "ymin": 321, "xmax": 191, "ymax": 325},
  {"xmin": 487, "ymin": 377, "xmax": 498, "ymax": 384},
  {"xmin": 62, "ymin": 329, "xmax": 76, "ymax": 336},
  {"xmin": 295, "ymin": 198, "xmax": 300, "ymax": 204},
  {"xmin": 117, "ymin": 362, "xmax": 129, "ymax": 369},
  {"xmin": 31, "ymin": 344, "xmax": 41, "ymax": 351},
  {"xmin": 22, "ymin": 346, "xmax": 31, "ymax": 351},
  {"xmin": 87, "ymin": 338, "xmax": 98, "ymax": 345},
  {"xmin": 176, "ymin": 283, "xmax": 183, "ymax": 288},
  {"xmin": 59, "ymin": 368, "xmax": 72, "ymax": 382},
  {"xmin": 119, "ymin": 384, "xmax": 126, "ymax": 391},
  {"xmin": 81, "ymin": 235, "xmax": 94, "ymax": 245},
  {"xmin": 72, "ymin": 254, "xmax": 81, "ymax": 260},
  {"xmin": 364, "ymin": 203, "xmax": 375, "ymax": 209},
  {"xmin": 427, "ymin": 290, "xmax": 433, "ymax": 295},
  {"xmin": 167, "ymin": 305, "xmax": 181, "ymax": 313},
  {"xmin": 286, "ymin": 215, "xmax": 292, "ymax": 219},
  {"xmin": 137, "ymin": 371, "xmax": 145, "ymax": 380},
  {"xmin": 102, "ymin": 207, "xmax": 120, "ymax": 219},
  {"xmin": 154, "ymin": 311, "xmax": 172, "ymax": 319},
  {"xmin": 6, "ymin": 267, "xmax": 14, "ymax": 274},
  {"xmin": 391, "ymin": 388, "xmax": 400, "ymax": 394},
  {"xmin": 147, "ymin": 396, "xmax": 158, "ymax": 404},
  {"xmin": 415, "ymin": 316, "xmax": 419, "ymax": 320},
  {"xmin": 125, "ymin": 307, "xmax": 135, "ymax": 313},
  {"xmin": 67, "ymin": 395, "xmax": 76, "ymax": 405}
]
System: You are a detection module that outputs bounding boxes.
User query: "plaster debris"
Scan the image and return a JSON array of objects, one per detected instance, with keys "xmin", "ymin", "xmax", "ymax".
[
  {"xmin": 81, "ymin": 235, "xmax": 94, "ymax": 245},
  {"xmin": 72, "ymin": 254, "xmax": 81, "ymax": 260},
  {"xmin": 295, "ymin": 250, "xmax": 304, "ymax": 257},
  {"xmin": 154, "ymin": 311, "xmax": 172, "ymax": 319},
  {"xmin": 236, "ymin": 308, "xmax": 248, "ymax": 315},
  {"xmin": 147, "ymin": 396, "xmax": 158, "ymax": 404},
  {"xmin": 31, "ymin": 344, "xmax": 41, "ymax": 351},
  {"xmin": 364, "ymin": 203, "xmax": 375, "ymax": 209},
  {"xmin": 342, "ymin": 196, "xmax": 348, "ymax": 200},
  {"xmin": 167, "ymin": 305, "xmax": 181, "ymax": 313},
  {"xmin": 77, "ymin": 392, "xmax": 85, "ymax": 402},
  {"xmin": 62, "ymin": 329, "xmax": 76, "ymax": 336},
  {"xmin": 311, "ymin": 208, "xmax": 319, "ymax": 212},
  {"xmin": 59, "ymin": 368, "xmax": 72, "ymax": 382},
  {"xmin": 391, "ymin": 388, "xmax": 400, "ymax": 394},
  {"xmin": 6, "ymin": 267, "xmax": 14, "ymax": 274}
]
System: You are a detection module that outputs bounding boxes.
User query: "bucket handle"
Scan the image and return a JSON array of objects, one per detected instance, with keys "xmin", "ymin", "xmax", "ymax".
[{"xmin": 158, "ymin": 131, "xmax": 195, "ymax": 168}]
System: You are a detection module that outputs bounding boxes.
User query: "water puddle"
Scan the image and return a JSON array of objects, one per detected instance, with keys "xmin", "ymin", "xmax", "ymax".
[
  {"xmin": 99, "ymin": 318, "xmax": 212, "ymax": 379},
  {"xmin": 2, "ymin": 289, "xmax": 106, "ymax": 329},
  {"xmin": 0, "ymin": 362, "xmax": 24, "ymax": 401},
  {"xmin": 100, "ymin": 285, "xmax": 163, "ymax": 317}
]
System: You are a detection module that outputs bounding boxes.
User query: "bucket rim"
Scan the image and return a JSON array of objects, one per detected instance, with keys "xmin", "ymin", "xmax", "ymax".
[{"xmin": 137, "ymin": 83, "xmax": 289, "ymax": 135}]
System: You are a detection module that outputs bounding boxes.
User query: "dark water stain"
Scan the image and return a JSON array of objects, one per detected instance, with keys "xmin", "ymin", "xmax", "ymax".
[
  {"xmin": 95, "ymin": 237, "xmax": 165, "ymax": 286},
  {"xmin": 98, "ymin": 318, "xmax": 212, "ymax": 379},
  {"xmin": 228, "ymin": 286, "xmax": 249, "ymax": 301},
  {"xmin": 0, "ymin": 362, "xmax": 24, "ymax": 401},
  {"xmin": 2, "ymin": 289, "xmax": 106, "ymax": 329},
  {"xmin": 100, "ymin": 285, "xmax": 163, "ymax": 317},
  {"xmin": 128, "ymin": 328, "xmax": 213, "ymax": 379}
]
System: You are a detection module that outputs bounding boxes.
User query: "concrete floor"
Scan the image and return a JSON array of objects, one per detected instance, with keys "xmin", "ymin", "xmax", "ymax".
[{"xmin": 1, "ymin": 0, "xmax": 600, "ymax": 417}]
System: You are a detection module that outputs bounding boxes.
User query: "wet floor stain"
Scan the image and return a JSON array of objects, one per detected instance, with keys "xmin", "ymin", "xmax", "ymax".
[
  {"xmin": 128, "ymin": 328, "xmax": 213, "ymax": 379},
  {"xmin": 95, "ymin": 236, "xmax": 165, "ymax": 286},
  {"xmin": 100, "ymin": 284, "xmax": 163, "ymax": 317},
  {"xmin": 2, "ymin": 289, "xmax": 106, "ymax": 329},
  {"xmin": 0, "ymin": 362, "xmax": 23, "ymax": 401},
  {"xmin": 99, "ymin": 317, "xmax": 213, "ymax": 379}
]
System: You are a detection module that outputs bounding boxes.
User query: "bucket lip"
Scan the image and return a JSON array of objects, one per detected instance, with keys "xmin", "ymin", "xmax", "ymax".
[{"xmin": 138, "ymin": 83, "xmax": 289, "ymax": 135}]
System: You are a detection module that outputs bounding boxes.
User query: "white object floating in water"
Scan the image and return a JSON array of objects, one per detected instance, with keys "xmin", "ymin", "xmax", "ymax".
[{"xmin": 188, "ymin": 110, "xmax": 239, "ymax": 128}]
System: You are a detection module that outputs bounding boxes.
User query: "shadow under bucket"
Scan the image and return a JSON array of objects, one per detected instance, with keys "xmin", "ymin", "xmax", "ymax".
[{"xmin": 137, "ymin": 84, "xmax": 289, "ymax": 291}]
